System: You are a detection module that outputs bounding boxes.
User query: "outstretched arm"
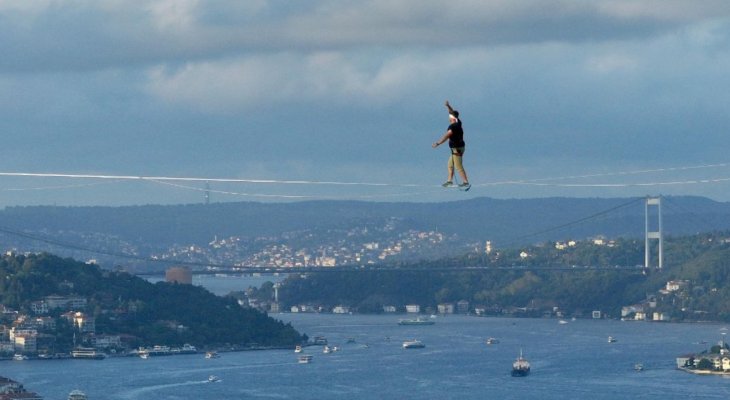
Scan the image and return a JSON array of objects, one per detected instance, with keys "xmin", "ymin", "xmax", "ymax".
[{"xmin": 432, "ymin": 129, "xmax": 453, "ymax": 148}]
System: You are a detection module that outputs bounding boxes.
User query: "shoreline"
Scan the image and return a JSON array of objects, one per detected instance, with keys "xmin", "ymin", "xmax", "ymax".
[{"xmin": 677, "ymin": 366, "xmax": 730, "ymax": 376}]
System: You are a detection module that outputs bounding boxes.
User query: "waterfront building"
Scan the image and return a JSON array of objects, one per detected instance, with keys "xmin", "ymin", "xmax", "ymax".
[
  {"xmin": 332, "ymin": 306, "xmax": 350, "ymax": 314},
  {"xmin": 438, "ymin": 303, "xmax": 455, "ymax": 314},
  {"xmin": 14, "ymin": 334, "xmax": 37, "ymax": 353},
  {"xmin": 405, "ymin": 305, "xmax": 420, "ymax": 314},
  {"xmin": 457, "ymin": 300, "xmax": 470, "ymax": 314}
]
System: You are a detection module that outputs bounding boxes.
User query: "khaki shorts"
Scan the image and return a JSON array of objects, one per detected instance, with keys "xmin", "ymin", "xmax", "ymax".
[{"xmin": 448, "ymin": 147, "xmax": 465, "ymax": 172}]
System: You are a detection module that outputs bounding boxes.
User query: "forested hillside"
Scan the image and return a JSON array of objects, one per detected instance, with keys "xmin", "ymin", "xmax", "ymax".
[{"xmin": 0, "ymin": 253, "xmax": 304, "ymax": 349}]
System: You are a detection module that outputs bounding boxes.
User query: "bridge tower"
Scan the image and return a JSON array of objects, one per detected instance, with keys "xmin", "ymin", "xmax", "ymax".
[{"xmin": 644, "ymin": 196, "xmax": 663, "ymax": 269}]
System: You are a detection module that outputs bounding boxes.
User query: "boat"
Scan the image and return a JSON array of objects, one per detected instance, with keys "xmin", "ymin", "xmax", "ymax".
[
  {"xmin": 634, "ymin": 363, "xmax": 644, "ymax": 371},
  {"xmin": 323, "ymin": 345, "xmax": 331, "ymax": 354},
  {"xmin": 205, "ymin": 351, "xmax": 220, "ymax": 359},
  {"xmin": 68, "ymin": 390, "xmax": 88, "ymax": 400},
  {"xmin": 486, "ymin": 337, "xmax": 500, "ymax": 345},
  {"xmin": 12, "ymin": 354, "xmax": 28, "ymax": 361},
  {"xmin": 608, "ymin": 336, "xmax": 617, "ymax": 343},
  {"xmin": 207, "ymin": 375, "xmax": 221, "ymax": 383},
  {"xmin": 511, "ymin": 349, "xmax": 531, "ymax": 377},
  {"xmin": 298, "ymin": 354, "xmax": 313, "ymax": 364},
  {"xmin": 398, "ymin": 317, "xmax": 435, "ymax": 326},
  {"xmin": 559, "ymin": 319, "xmax": 569, "ymax": 325},
  {"xmin": 331, "ymin": 346, "xmax": 340, "ymax": 352},
  {"xmin": 294, "ymin": 345, "xmax": 302, "ymax": 353},
  {"xmin": 402, "ymin": 339, "xmax": 425, "ymax": 349},
  {"xmin": 139, "ymin": 353, "xmax": 149, "ymax": 359},
  {"xmin": 71, "ymin": 347, "xmax": 106, "ymax": 360},
  {"xmin": 177, "ymin": 344, "xmax": 198, "ymax": 354},
  {"xmin": 312, "ymin": 336, "xmax": 328, "ymax": 345}
]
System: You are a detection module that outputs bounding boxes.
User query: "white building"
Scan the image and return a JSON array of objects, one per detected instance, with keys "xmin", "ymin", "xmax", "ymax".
[
  {"xmin": 14, "ymin": 334, "xmax": 37, "ymax": 353},
  {"xmin": 332, "ymin": 306, "xmax": 350, "ymax": 314},
  {"xmin": 438, "ymin": 303, "xmax": 455, "ymax": 314},
  {"xmin": 666, "ymin": 280, "xmax": 689, "ymax": 292},
  {"xmin": 652, "ymin": 312, "xmax": 670, "ymax": 321},
  {"xmin": 405, "ymin": 304, "xmax": 420, "ymax": 313}
]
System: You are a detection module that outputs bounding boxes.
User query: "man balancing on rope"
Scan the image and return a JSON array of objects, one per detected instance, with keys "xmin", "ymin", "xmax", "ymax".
[{"xmin": 432, "ymin": 100, "xmax": 471, "ymax": 191}]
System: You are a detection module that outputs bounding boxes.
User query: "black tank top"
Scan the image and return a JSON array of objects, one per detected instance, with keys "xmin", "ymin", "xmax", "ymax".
[{"xmin": 448, "ymin": 121, "xmax": 465, "ymax": 148}]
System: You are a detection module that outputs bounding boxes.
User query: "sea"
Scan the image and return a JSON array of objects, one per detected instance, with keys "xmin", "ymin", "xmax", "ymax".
[{"xmin": 4, "ymin": 277, "xmax": 730, "ymax": 400}]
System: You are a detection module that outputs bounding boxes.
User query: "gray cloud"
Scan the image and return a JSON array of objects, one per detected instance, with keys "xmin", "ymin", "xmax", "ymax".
[{"xmin": 1, "ymin": 1, "xmax": 730, "ymax": 206}]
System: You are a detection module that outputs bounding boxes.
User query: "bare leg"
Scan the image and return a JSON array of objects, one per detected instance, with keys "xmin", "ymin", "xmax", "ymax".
[{"xmin": 458, "ymin": 169, "xmax": 469, "ymax": 184}]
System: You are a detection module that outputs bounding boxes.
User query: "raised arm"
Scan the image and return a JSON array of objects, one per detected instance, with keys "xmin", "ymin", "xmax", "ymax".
[{"xmin": 445, "ymin": 100, "xmax": 455, "ymax": 114}]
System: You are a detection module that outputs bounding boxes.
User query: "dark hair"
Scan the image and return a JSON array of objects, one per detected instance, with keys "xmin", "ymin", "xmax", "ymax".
[{"xmin": 450, "ymin": 110, "xmax": 459, "ymax": 118}]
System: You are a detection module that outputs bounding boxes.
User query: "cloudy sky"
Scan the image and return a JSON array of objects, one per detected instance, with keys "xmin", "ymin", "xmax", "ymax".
[{"xmin": 2, "ymin": 0, "xmax": 730, "ymax": 206}]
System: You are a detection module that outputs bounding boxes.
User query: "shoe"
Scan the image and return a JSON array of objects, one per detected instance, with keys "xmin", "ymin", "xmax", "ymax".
[
  {"xmin": 442, "ymin": 181, "xmax": 454, "ymax": 187},
  {"xmin": 459, "ymin": 182, "xmax": 471, "ymax": 191}
]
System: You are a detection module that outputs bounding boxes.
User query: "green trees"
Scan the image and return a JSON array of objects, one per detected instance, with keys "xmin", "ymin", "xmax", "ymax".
[
  {"xmin": 0, "ymin": 253, "xmax": 305, "ymax": 349},
  {"xmin": 277, "ymin": 232, "xmax": 730, "ymax": 321}
]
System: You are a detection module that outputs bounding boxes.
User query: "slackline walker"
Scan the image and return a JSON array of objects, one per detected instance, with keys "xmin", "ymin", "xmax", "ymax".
[{"xmin": 432, "ymin": 100, "xmax": 471, "ymax": 191}]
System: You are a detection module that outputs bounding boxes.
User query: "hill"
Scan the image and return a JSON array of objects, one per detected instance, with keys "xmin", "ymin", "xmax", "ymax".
[
  {"xmin": 1, "ymin": 196, "xmax": 729, "ymax": 271},
  {"xmin": 0, "ymin": 253, "xmax": 305, "ymax": 351},
  {"xmin": 276, "ymin": 231, "xmax": 730, "ymax": 322}
]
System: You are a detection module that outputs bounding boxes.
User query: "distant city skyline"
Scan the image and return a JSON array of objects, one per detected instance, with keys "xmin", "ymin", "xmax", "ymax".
[{"xmin": 1, "ymin": 1, "xmax": 730, "ymax": 206}]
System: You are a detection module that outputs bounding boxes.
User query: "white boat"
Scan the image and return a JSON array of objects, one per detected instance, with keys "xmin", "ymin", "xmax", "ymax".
[
  {"xmin": 634, "ymin": 363, "xmax": 644, "ymax": 371},
  {"xmin": 71, "ymin": 347, "xmax": 106, "ymax": 360},
  {"xmin": 323, "ymin": 345, "xmax": 331, "ymax": 354},
  {"xmin": 402, "ymin": 339, "xmax": 425, "ymax": 349},
  {"xmin": 486, "ymin": 337, "xmax": 500, "ymax": 345},
  {"xmin": 68, "ymin": 390, "xmax": 88, "ymax": 400},
  {"xmin": 208, "ymin": 375, "xmax": 221, "ymax": 383},
  {"xmin": 139, "ymin": 353, "xmax": 149, "ymax": 359},
  {"xmin": 298, "ymin": 354, "xmax": 313, "ymax": 364},
  {"xmin": 511, "ymin": 349, "xmax": 531, "ymax": 377},
  {"xmin": 205, "ymin": 351, "xmax": 220, "ymax": 359},
  {"xmin": 559, "ymin": 320, "xmax": 569, "ymax": 325},
  {"xmin": 608, "ymin": 336, "xmax": 617, "ymax": 343},
  {"xmin": 12, "ymin": 354, "xmax": 28, "ymax": 361},
  {"xmin": 331, "ymin": 346, "xmax": 340, "ymax": 352},
  {"xmin": 294, "ymin": 345, "xmax": 302, "ymax": 353}
]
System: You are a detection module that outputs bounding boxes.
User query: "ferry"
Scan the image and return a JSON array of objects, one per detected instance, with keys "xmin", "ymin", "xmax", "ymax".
[
  {"xmin": 137, "ymin": 345, "xmax": 174, "ymax": 358},
  {"xmin": 176, "ymin": 344, "xmax": 198, "ymax": 354},
  {"xmin": 398, "ymin": 317, "xmax": 435, "ymax": 326},
  {"xmin": 68, "ymin": 390, "xmax": 88, "ymax": 400},
  {"xmin": 298, "ymin": 354, "xmax": 313, "ymax": 364},
  {"xmin": 402, "ymin": 339, "xmax": 425, "ymax": 349},
  {"xmin": 71, "ymin": 347, "xmax": 106, "ymax": 360},
  {"xmin": 511, "ymin": 349, "xmax": 531, "ymax": 377}
]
